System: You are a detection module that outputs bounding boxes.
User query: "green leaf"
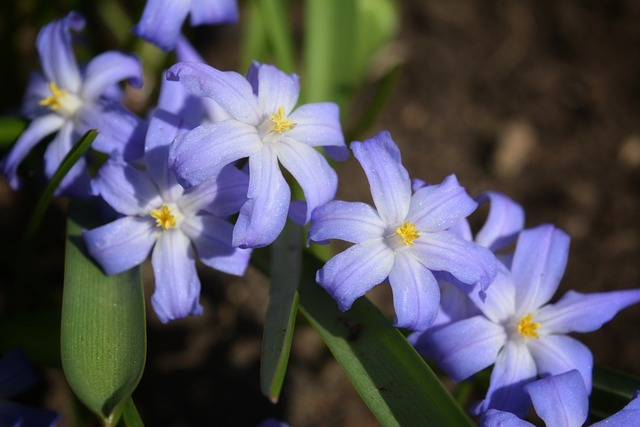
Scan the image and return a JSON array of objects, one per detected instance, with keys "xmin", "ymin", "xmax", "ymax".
[
  {"xmin": 591, "ymin": 365, "xmax": 640, "ymax": 419},
  {"xmin": 252, "ymin": 250, "xmax": 475, "ymax": 426},
  {"xmin": 61, "ymin": 201, "xmax": 146, "ymax": 424},
  {"xmin": 0, "ymin": 116, "xmax": 26, "ymax": 149},
  {"xmin": 302, "ymin": 0, "xmax": 400, "ymax": 108},
  {"xmin": 260, "ymin": 221, "xmax": 302, "ymax": 402},
  {"xmin": 254, "ymin": 0, "xmax": 296, "ymax": 73},
  {"xmin": 117, "ymin": 397, "xmax": 145, "ymax": 427}
]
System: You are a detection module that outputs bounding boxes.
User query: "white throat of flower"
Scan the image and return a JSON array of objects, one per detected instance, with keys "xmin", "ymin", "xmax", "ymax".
[
  {"xmin": 386, "ymin": 221, "xmax": 420, "ymax": 251},
  {"xmin": 258, "ymin": 106, "xmax": 296, "ymax": 141},
  {"xmin": 39, "ymin": 81, "xmax": 82, "ymax": 117}
]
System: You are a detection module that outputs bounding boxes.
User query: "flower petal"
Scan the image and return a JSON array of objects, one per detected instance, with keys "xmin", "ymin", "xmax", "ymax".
[
  {"xmin": 474, "ymin": 192, "xmax": 525, "ymax": 252},
  {"xmin": 408, "ymin": 175, "xmax": 477, "ymax": 232},
  {"xmin": 37, "ymin": 12, "xmax": 84, "ymax": 91},
  {"xmin": 76, "ymin": 99, "xmax": 146, "ymax": 162},
  {"xmin": 42, "ymin": 123, "xmax": 92, "ymax": 196},
  {"xmin": 351, "ymin": 131, "xmax": 411, "ymax": 225},
  {"xmin": 180, "ymin": 164, "xmax": 249, "ymax": 217},
  {"xmin": 0, "ymin": 400, "xmax": 60, "ymax": 427},
  {"xmin": 525, "ymin": 370, "xmax": 588, "ymax": 427},
  {"xmin": 80, "ymin": 51, "xmax": 142, "ymax": 100},
  {"xmin": 412, "ymin": 230, "xmax": 497, "ymax": 290},
  {"xmin": 233, "ymin": 146, "xmax": 290, "ymax": 248},
  {"xmin": 467, "ymin": 261, "xmax": 516, "ymax": 324},
  {"xmin": 481, "ymin": 409, "xmax": 533, "ymax": 427},
  {"xmin": 151, "ymin": 230, "xmax": 203, "ymax": 322},
  {"xmin": 93, "ymin": 159, "xmax": 162, "ymax": 215},
  {"xmin": 537, "ymin": 289, "xmax": 640, "ymax": 335},
  {"xmin": 388, "ymin": 251, "xmax": 441, "ymax": 330},
  {"xmin": 83, "ymin": 216, "xmax": 156, "ymax": 275},
  {"xmin": 410, "ymin": 315, "xmax": 506, "ymax": 381},
  {"xmin": 166, "ymin": 62, "xmax": 262, "ymax": 123},
  {"xmin": 308, "ymin": 200, "xmax": 386, "ymax": 244},
  {"xmin": 285, "ymin": 102, "xmax": 345, "ymax": 148},
  {"xmin": 189, "ymin": 0, "xmax": 239, "ymax": 25},
  {"xmin": 276, "ymin": 138, "xmax": 337, "ymax": 224},
  {"xmin": 169, "ymin": 120, "xmax": 261, "ymax": 188},
  {"xmin": 2, "ymin": 114, "xmax": 64, "ymax": 189},
  {"xmin": 478, "ymin": 341, "xmax": 537, "ymax": 417},
  {"xmin": 132, "ymin": 0, "xmax": 191, "ymax": 51},
  {"xmin": 513, "ymin": 225, "xmax": 570, "ymax": 314},
  {"xmin": 252, "ymin": 62, "xmax": 300, "ymax": 115},
  {"xmin": 528, "ymin": 334, "xmax": 594, "ymax": 393},
  {"xmin": 316, "ymin": 239, "xmax": 394, "ymax": 312},
  {"xmin": 182, "ymin": 215, "xmax": 251, "ymax": 275}
]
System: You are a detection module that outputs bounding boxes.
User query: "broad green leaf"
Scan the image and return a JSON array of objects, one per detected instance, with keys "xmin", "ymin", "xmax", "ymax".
[
  {"xmin": 260, "ymin": 220, "xmax": 302, "ymax": 402},
  {"xmin": 252, "ymin": 250, "xmax": 475, "ymax": 426},
  {"xmin": 591, "ymin": 365, "xmax": 640, "ymax": 419},
  {"xmin": 61, "ymin": 201, "xmax": 146, "ymax": 425}
]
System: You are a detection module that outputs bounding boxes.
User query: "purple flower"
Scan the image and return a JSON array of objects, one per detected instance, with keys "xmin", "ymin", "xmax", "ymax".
[
  {"xmin": 425, "ymin": 191, "xmax": 526, "ymax": 330},
  {"xmin": 412, "ymin": 224, "xmax": 640, "ymax": 416},
  {"xmin": 0, "ymin": 349, "xmax": 60, "ymax": 427},
  {"xmin": 167, "ymin": 61, "xmax": 347, "ymax": 248},
  {"xmin": 307, "ymin": 131, "xmax": 497, "ymax": 331},
  {"xmin": 2, "ymin": 12, "xmax": 146, "ymax": 196},
  {"xmin": 483, "ymin": 369, "xmax": 640, "ymax": 427},
  {"xmin": 133, "ymin": 0, "xmax": 239, "ymax": 51},
  {"xmin": 83, "ymin": 76, "xmax": 251, "ymax": 323}
]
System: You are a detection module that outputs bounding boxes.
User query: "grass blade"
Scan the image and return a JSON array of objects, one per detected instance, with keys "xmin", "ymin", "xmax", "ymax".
[{"xmin": 260, "ymin": 221, "xmax": 302, "ymax": 402}]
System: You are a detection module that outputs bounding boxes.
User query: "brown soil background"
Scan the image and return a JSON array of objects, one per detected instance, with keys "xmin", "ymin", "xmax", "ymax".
[{"xmin": 1, "ymin": 1, "xmax": 640, "ymax": 426}]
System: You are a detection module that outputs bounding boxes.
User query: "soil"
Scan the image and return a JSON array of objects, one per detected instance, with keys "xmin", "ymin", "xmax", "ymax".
[{"xmin": 2, "ymin": 1, "xmax": 640, "ymax": 426}]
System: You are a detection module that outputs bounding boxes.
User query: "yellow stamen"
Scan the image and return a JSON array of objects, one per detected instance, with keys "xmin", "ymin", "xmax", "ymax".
[
  {"xmin": 270, "ymin": 106, "xmax": 296, "ymax": 133},
  {"xmin": 517, "ymin": 313, "xmax": 541, "ymax": 339},
  {"xmin": 39, "ymin": 82, "xmax": 67, "ymax": 111},
  {"xmin": 150, "ymin": 205, "xmax": 176, "ymax": 231},
  {"xmin": 396, "ymin": 221, "xmax": 420, "ymax": 246}
]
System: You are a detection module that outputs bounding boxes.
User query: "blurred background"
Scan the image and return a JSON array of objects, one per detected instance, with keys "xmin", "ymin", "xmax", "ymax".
[{"xmin": 1, "ymin": 0, "xmax": 640, "ymax": 426}]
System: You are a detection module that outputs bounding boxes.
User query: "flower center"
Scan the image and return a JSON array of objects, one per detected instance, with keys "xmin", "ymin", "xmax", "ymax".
[
  {"xmin": 517, "ymin": 313, "xmax": 541, "ymax": 339},
  {"xmin": 150, "ymin": 204, "xmax": 177, "ymax": 231},
  {"xmin": 269, "ymin": 106, "xmax": 296, "ymax": 133},
  {"xmin": 39, "ymin": 81, "xmax": 82, "ymax": 116},
  {"xmin": 395, "ymin": 221, "xmax": 420, "ymax": 246}
]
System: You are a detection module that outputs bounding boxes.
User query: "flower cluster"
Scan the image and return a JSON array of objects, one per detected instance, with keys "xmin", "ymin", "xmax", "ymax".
[{"xmin": 2, "ymin": 5, "xmax": 640, "ymax": 426}]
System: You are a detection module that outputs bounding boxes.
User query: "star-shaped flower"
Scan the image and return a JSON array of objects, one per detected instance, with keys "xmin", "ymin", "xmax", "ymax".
[
  {"xmin": 83, "ymin": 75, "xmax": 251, "ymax": 322},
  {"xmin": 411, "ymin": 224, "xmax": 640, "ymax": 416},
  {"xmin": 307, "ymin": 131, "xmax": 497, "ymax": 330},
  {"xmin": 2, "ymin": 12, "xmax": 146, "ymax": 196},
  {"xmin": 167, "ymin": 60, "xmax": 347, "ymax": 248}
]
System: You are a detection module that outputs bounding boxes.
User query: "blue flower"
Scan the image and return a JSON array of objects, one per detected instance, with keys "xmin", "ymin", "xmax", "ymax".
[
  {"xmin": 83, "ymin": 76, "xmax": 251, "ymax": 323},
  {"xmin": 2, "ymin": 12, "xmax": 146, "ymax": 196},
  {"xmin": 483, "ymin": 369, "xmax": 640, "ymax": 427},
  {"xmin": 421, "ymin": 191, "xmax": 525, "ymax": 330},
  {"xmin": 0, "ymin": 349, "xmax": 60, "ymax": 427},
  {"xmin": 307, "ymin": 131, "xmax": 497, "ymax": 331},
  {"xmin": 133, "ymin": 0, "xmax": 239, "ymax": 51},
  {"xmin": 411, "ymin": 224, "xmax": 640, "ymax": 417},
  {"xmin": 167, "ymin": 61, "xmax": 347, "ymax": 248}
]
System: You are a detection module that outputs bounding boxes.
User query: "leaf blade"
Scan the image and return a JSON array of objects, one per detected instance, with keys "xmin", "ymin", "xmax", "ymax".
[{"xmin": 60, "ymin": 201, "xmax": 147, "ymax": 423}]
